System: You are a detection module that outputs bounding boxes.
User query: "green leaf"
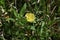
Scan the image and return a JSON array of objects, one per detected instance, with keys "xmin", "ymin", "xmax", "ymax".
[
  {"xmin": 13, "ymin": 9, "xmax": 18, "ymax": 18},
  {"xmin": 19, "ymin": 3, "xmax": 27, "ymax": 17},
  {"xmin": 30, "ymin": 26, "xmax": 35, "ymax": 30},
  {"xmin": 6, "ymin": 18, "xmax": 15, "ymax": 21},
  {"xmin": 40, "ymin": 21, "xmax": 45, "ymax": 37},
  {"xmin": 41, "ymin": 21, "xmax": 45, "ymax": 27},
  {"xmin": 0, "ymin": 0, "xmax": 5, "ymax": 7}
]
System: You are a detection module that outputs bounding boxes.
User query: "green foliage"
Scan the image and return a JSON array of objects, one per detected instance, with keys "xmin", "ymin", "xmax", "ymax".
[
  {"xmin": 0, "ymin": 0, "xmax": 60, "ymax": 40},
  {"xmin": 19, "ymin": 3, "xmax": 27, "ymax": 17}
]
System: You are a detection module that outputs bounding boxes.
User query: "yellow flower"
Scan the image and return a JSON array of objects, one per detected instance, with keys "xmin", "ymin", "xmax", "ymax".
[{"xmin": 25, "ymin": 13, "xmax": 35, "ymax": 22}]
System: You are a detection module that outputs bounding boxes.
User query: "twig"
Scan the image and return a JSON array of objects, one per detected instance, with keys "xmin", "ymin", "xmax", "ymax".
[{"xmin": 51, "ymin": 6, "xmax": 57, "ymax": 14}]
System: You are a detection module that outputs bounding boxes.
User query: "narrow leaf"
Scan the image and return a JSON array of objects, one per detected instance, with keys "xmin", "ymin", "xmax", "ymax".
[{"xmin": 19, "ymin": 3, "xmax": 27, "ymax": 17}]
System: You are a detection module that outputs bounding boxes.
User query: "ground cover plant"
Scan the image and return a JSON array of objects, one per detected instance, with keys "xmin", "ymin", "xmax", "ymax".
[{"xmin": 0, "ymin": 0, "xmax": 60, "ymax": 40}]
